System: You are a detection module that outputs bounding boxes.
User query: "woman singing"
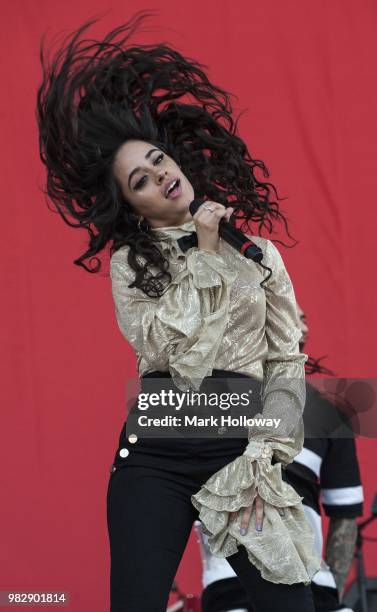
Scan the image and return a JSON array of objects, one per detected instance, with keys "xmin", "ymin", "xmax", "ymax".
[{"xmin": 36, "ymin": 11, "xmax": 321, "ymax": 611}]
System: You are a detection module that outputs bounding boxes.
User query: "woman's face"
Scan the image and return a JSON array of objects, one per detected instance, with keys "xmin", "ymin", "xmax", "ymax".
[{"xmin": 113, "ymin": 139, "xmax": 195, "ymax": 228}]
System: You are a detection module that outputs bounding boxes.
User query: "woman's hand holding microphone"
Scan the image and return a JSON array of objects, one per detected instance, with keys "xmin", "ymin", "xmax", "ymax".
[{"xmin": 192, "ymin": 201, "xmax": 234, "ymax": 253}]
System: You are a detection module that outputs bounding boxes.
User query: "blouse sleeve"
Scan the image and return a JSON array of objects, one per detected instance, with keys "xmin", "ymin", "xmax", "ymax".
[
  {"xmin": 191, "ymin": 239, "xmax": 322, "ymax": 586},
  {"xmin": 110, "ymin": 245, "xmax": 237, "ymax": 392},
  {"xmin": 244, "ymin": 238, "xmax": 308, "ymax": 466}
]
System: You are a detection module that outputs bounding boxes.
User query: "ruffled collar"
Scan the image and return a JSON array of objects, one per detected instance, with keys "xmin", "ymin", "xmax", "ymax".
[
  {"xmin": 150, "ymin": 219, "xmax": 196, "ymax": 241},
  {"xmin": 150, "ymin": 219, "xmax": 196, "ymax": 257}
]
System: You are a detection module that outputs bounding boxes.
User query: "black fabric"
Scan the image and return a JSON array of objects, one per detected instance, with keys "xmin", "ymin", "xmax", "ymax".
[
  {"xmin": 302, "ymin": 384, "xmax": 354, "ymax": 439},
  {"xmin": 320, "ymin": 437, "xmax": 362, "ymax": 489},
  {"xmin": 176, "ymin": 231, "xmax": 198, "ymax": 252},
  {"xmin": 141, "ymin": 368, "xmax": 251, "ymax": 380},
  {"xmin": 201, "ymin": 577, "xmax": 346, "ymax": 612},
  {"xmin": 107, "ymin": 370, "xmax": 316, "ymax": 612},
  {"xmin": 286, "ymin": 382, "xmax": 364, "ymax": 519},
  {"xmin": 201, "ymin": 577, "xmax": 254, "ymax": 612},
  {"xmin": 107, "ymin": 442, "xmax": 316, "ymax": 612},
  {"xmin": 285, "ymin": 437, "xmax": 363, "ymax": 518},
  {"xmin": 310, "ymin": 583, "xmax": 344, "ymax": 612},
  {"xmin": 320, "ymin": 437, "xmax": 363, "ymax": 517},
  {"xmin": 321, "ymin": 501, "xmax": 363, "ymax": 519},
  {"xmin": 284, "ymin": 461, "xmax": 321, "ymax": 514}
]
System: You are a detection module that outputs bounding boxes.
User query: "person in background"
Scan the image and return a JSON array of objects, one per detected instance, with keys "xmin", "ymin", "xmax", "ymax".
[{"xmin": 196, "ymin": 303, "xmax": 364, "ymax": 612}]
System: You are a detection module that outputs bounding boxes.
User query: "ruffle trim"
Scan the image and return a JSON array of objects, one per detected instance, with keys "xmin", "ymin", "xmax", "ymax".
[
  {"xmin": 167, "ymin": 249, "xmax": 237, "ymax": 392},
  {"xmin": 191, "ymin": 441, "xmax": 322, "ymax": 585},
  {"xmin": 172, "ymin": 247, "xmax": 237, "ymax": 290}
]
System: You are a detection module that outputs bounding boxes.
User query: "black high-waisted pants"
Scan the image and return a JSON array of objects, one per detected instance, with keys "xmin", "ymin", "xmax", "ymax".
[{"xmin": 106, "ymin": 370, "xmax": 315, "ymax": 612}]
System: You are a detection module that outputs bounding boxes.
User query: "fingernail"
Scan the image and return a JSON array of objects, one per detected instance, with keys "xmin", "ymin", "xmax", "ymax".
[
  {"xmin": 256, "ymin": 524, "xmax": 262, "ymax": 532},
  {"xmin": 240, "ymin": 527, "xmax": 246, "ymax": 535}
]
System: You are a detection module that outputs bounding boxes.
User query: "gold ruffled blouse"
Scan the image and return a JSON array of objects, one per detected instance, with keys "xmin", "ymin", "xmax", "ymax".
[{"xmin": 109, "ymin": 219, "xmax": 322, "ymax": 585}]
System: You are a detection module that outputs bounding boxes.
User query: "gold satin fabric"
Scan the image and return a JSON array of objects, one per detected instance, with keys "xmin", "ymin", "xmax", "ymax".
[{"xmin": 109, "ymin": 219, "xmax": 322, "ymax": 584}]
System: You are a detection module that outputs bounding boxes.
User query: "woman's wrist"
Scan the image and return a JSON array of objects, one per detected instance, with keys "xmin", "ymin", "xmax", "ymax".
[{"xmin": 197, "ymin": 236, "xmax": 221, "ymax": 254}]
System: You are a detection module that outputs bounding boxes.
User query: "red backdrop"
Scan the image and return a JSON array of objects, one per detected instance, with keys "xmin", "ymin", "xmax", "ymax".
[{"xmin": 1, "ymin": 1, "xmax": 376, "ymax": 609}]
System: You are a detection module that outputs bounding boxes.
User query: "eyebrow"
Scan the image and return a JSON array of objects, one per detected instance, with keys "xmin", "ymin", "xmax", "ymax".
[{"xmin": 127, "ymin": 148, "xmax": 160, "ymax": 188}]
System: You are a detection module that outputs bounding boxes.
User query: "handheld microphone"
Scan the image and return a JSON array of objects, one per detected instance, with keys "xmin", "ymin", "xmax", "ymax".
[{"xmin": 189, "ymin": 198, "xmax": 264, "ymax": 263}]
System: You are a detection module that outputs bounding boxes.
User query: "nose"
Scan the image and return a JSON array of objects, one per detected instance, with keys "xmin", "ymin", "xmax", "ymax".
[{"xmin": 156, "ymin": 169, "xmax": 168, "ymax": 183}]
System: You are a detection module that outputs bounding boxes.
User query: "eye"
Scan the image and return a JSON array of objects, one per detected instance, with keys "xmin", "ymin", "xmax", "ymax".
[
  {"xmin": 134, "ymin": 153, "xmax": 164, "ymax": 190},
  {"xmin": 134, "ymin": 176, "xmax": 147, "ymax": 190}
]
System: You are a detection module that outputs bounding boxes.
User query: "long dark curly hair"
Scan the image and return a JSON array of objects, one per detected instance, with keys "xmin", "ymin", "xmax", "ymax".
[
  {"xmin": 305, "ymin": 355, "xmax": 335, "ymax": 377},
  {"xmin": 36, "ymin": 10, "xmax": 293, "ymax": 297}
]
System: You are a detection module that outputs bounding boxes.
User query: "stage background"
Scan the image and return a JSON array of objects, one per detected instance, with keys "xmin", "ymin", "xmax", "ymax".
[{"xmin": 1, "ymin": 0, "xmax": 376, "ymax": 609}]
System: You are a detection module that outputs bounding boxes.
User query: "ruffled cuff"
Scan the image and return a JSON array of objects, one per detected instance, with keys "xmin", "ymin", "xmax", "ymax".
[
  {"xmin": 246, "ymin": 413, "xmax": 305, "ymax": 468},
  {"xmin": 191, "ymin": 438, "xmax": 322, "ymax": 585}
]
